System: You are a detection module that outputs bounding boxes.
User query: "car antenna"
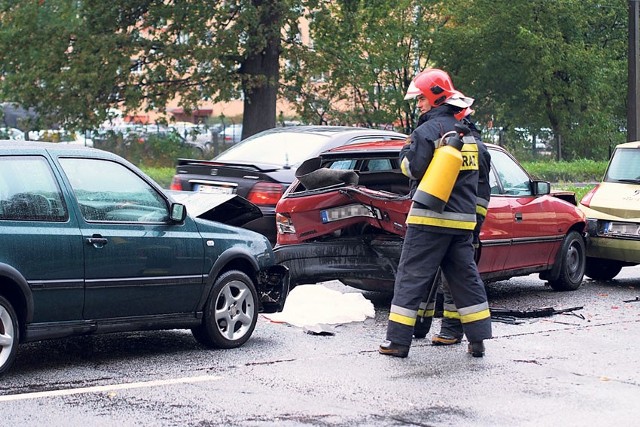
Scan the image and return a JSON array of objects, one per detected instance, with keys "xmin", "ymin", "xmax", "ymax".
[{"xmin": 283, "ymin": 151, "xmax": 291, "ymax": 169}]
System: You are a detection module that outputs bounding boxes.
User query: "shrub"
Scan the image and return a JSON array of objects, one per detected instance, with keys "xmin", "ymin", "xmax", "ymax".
[
  {"xmin": 94, "ymin": 130, "xmax": 211, "ymax": 167},
  {"xmin": 521, "ymin": 159, "xmax": 607, "ymax": 183}
]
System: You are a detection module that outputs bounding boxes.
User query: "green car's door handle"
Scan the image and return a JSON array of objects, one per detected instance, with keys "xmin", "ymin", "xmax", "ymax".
[{"xmin": 86, "ymin": 236, "xmax": 108, "ymax": 248}]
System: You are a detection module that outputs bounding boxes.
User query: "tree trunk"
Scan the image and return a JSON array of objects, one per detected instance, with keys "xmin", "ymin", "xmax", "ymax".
[{"xmin": 240, "ymin": 1, "xmax": 282, "ymax": 140}]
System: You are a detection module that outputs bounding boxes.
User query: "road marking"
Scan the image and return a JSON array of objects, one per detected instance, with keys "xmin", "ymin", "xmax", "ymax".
[{"xmin": 0, "ymin": 375, "xmax": 222, "ymax": 402}]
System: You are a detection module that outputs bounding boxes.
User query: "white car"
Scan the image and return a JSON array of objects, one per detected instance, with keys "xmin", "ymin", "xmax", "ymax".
[
  {"xmin": 578, "ymin": 141, "xmax": 640, "ymax": 279},
  {"xmin": 220, "ymin": 124, "xmax": 243, "ymax": 144},
  {"xmin": 170, "ymin": 122, "xmax": 216, "ymax": 148},
  {"xmin": 28, "ymin": 129, "xmax": 93, "ymax": 147},
  {"xmin": 0, "ymin": 127, "xmax": 25, "ymax": 140}
]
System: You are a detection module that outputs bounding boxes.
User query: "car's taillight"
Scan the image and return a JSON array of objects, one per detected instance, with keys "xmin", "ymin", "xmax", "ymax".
[
  {"xmin": 247, "ymin": 182, "xmax": 285, "ymax": 205},
  {"xmin": 579, "ymin": 184, "xmax": 600, "ymax": 207},
  {"xmin": 169, "ymin": 176, "xmax": 183, "ymax": 191},
  {"xmin": 276, "ymin": 213, "xmax": 296, "ymax": 234}
]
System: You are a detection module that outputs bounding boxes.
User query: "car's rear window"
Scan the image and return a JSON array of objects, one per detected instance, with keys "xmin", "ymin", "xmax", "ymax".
[
  {"xmin": 215, "ymin": 132, "xmax": 330, "ymax": 166},
  {"xmin": 327, "ymin": 158, "xmax": 395, "ymax": 172},
  {"xmin": 605, "ymin": 148, "xmax": 640, "ymax": 182}
]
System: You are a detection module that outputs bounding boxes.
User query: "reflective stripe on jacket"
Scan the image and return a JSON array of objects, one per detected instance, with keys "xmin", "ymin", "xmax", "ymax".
[{"xmin": 401, "ymin": 105, "xmax": 481, "ymax": 233}]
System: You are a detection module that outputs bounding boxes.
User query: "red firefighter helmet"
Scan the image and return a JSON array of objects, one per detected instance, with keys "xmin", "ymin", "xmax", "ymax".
[
  {"xmin": 454, "ymin": 106, "xmax": 474, "ymax": 121},
  {"xmin": 404, "ymin": 68, "xmax": 456, "ymax": 107}
]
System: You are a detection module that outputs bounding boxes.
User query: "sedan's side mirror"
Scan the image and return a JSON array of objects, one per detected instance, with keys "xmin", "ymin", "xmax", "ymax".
[
  {"xmin": 170, "ymin": 203, "xmax": 187, "ymax": 223},
  {"xmin": 532, "ymin": 180, "xmax": 551, "ymax": 196}
]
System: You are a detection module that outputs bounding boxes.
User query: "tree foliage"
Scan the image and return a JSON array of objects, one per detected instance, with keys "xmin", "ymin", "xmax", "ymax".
[
  {"xmin": 283, "ymin": 0, "xmax": 448, "ymax": 133},
  {"xmin": 0, "ymin": 0, "xmax": 309, "ymax": 137},
  {"xmin": 432, "ymin": 0, "xmax": 627, "ymax": 160},
  {"xmin": 0, "ymin": 0, "xmax": 630, "ymax": 161}
]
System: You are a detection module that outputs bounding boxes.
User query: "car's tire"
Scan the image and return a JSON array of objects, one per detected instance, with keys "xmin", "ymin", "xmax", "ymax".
[
  {"xmin": 584, "ymin": 258, "xmax": 624, "ymax": 281},
  {"xmin": 549, "ymin": 231, "xmax": 586, "ymax": 291},
  {"xmin": 0, "ymin": 296, "xmax": 19, "ymax": 375},
  {"xmin": 192, "ymin": 270, "xmax": 258, "ymax": 349}
]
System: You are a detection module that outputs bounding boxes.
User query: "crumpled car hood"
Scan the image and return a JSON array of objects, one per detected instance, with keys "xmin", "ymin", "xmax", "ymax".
[
  {"xmin": 589, "ymin": 182, "xmax": 640, "ymax": 220},
  {"xmin": 167, "ymin": 190, "xmax": 262, "ymax": 227}
]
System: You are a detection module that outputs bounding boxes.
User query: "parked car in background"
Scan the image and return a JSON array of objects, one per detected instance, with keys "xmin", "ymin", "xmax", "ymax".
[
  {"xmin": 27, "ymin": 129, "xmax": 93, "ymax": 147},
  {"xmin": 274, "ymin": 139, "xmax": 587, "ymax": 292},
  {"xmin": 170, "ymin": 126, "xmax": 406, "ymax": 243},
  {"xmin": 91, "ymin": 124, "xmax": 141, "ymax": 140},
  {"xmin": 0, "ymin": 141, "xmax": 288, "ymax": 375},
  {"xmin": 0, "ymin": 127, "xmax": 25, "ymax": 141},
  {"xmin": 91, "ymin": 124, "xmax": 208, "ymax": 154},
  {"xmin": 134, "ymin": 125, "xmax": 207, "ymax": 153},
  {"xmin": 578, "ymin": 141, "xmax": 640, "ymax": 279},
  {"xmin": 169, "ymin": 122, "xmax": 218, "ymax": 148},
  {"xmin": 220, "ymin": 124, "xmax": 243, "ymax": 144}
]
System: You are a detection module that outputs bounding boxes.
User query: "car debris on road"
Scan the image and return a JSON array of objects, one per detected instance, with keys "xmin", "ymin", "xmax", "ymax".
[{"xmin": 490, "ymin": 306, "xmax": 584, "ymax": 324}]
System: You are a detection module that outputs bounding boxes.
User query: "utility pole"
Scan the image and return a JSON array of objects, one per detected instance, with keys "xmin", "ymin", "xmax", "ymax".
[{"xmin": 629, "ymin": 1, "xmax": 640, "ymax": 141}]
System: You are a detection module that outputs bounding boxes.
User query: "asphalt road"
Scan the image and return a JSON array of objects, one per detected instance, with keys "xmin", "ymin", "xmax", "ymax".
[{"xmin": 1, "ymin": 266, "xmax": 639, "ymax": 426}]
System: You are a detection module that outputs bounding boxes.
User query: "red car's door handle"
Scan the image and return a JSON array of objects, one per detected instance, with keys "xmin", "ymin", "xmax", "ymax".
[{"xmin": 514, "ymin": 212, "xmax": 523, "ymax": 222}]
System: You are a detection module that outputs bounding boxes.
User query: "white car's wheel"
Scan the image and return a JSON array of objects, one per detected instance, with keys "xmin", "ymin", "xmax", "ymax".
[
  {"xmin": 0, "ymin": 296, "xmax": 19, "ymax": 375},
  {"xmin": 585, "ymin": 258, "xmax": 624, "ymax": 281},
  {"xmin": 192, "ymin": 270, "xmax": 258, "ymax": 349}
]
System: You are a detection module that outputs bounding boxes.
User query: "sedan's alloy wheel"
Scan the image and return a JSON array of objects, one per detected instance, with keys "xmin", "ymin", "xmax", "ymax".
[
  {"xmin": 0, "ymin": 296, "xmax": 18, "ymax": 375},
  {"xmin": 215, "ymin": 278, "xmax": 255, "ymax": 341},
  {"xmin": 192, "ymin": 270, "xmax": 258, "ymax": 349}
]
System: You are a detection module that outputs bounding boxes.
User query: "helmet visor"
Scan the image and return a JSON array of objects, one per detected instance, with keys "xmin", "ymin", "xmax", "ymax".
[
  {"xmin": 445, "ymin": 90, "xmax": 474, "ymax": 108},
  {"xmin": 404, "ymin": 81, "xmax": 421, "ymax": 100}
]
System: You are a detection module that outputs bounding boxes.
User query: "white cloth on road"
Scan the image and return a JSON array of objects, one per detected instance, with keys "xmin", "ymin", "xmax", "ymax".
[{"xmin": 263, "ymin": 284, "xmax": 375, "ymax": 328}]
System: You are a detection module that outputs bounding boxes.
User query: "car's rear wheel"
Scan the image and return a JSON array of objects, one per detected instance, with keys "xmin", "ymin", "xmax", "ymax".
[
  {"xmin": 549, "ymin": 231, "xmax": 586, "ymax": 291},
  {"xmin": 192, "ymin": 270, "xmax": 258, "ymax": 349},
  {"xmin": 584, "ymin": 258, "xmax": 624, "ymax": 281},
  {"xmin": 0, "ymin": 296, "xmax": 19, "ymax": 375}
]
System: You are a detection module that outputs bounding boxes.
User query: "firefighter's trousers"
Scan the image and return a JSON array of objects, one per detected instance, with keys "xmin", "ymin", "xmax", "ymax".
[
  {"xmin": 439, "ymin": 276, "xmax": 464, "ymax": 337},
  {"xmin": 415, "ymin": 273, "xmax": 463, "ymax": 338},
  {"xmin": 387, "ymin": 225, "xmax": 492, "ymax": 346},
  {"xmin": 416, "ymin": 216, "xmax": 485, "ymax": 339}
]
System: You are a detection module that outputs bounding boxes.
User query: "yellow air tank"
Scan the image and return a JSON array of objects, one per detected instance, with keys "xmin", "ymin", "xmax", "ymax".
[{"xmin": 412, "ymin": 125, "xmax": 468, "ymax": 213}]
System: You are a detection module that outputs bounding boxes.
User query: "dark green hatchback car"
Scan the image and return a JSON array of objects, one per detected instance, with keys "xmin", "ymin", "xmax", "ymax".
[{"xmin": 0, "ymin": 141, "xmax": 288, "ymax": 374}]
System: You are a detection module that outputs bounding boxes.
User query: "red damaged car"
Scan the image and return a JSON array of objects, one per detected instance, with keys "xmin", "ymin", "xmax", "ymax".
[{"xmin": 274, "ymin": 139, "xmax": 587, "ymax": 292}]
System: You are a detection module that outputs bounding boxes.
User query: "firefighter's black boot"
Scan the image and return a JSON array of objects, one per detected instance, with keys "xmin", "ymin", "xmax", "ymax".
[
  {"xmin": 413, "ymin": 316, "xmax": 432, "ymax": 339},
  {"xmin": 432, "ymin": 317, "xmax": 463, "ymax": 345},
  {"xmin": 379, "ymin": 340, "xmax": 410, "ymax": 358},
  {"xmin": 467, "ymin": 341, "xmax": 485, "ymax": 357},
  {"xmin": 432, "ymin": 334, "xmax": 463, "ymax": 345}
]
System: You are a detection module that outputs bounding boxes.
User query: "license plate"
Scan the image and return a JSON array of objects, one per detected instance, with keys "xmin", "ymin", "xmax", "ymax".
[
  {"xmin": 194, "ymin": 184, "xmax": 234, "ymax": 195},
  {"xmin": 320, "ymin": 204, "xmax": 380, "ymax": 223},
  {"xmin": 605, "ymin": 222, "xmax": 640, "ymax": 237}
]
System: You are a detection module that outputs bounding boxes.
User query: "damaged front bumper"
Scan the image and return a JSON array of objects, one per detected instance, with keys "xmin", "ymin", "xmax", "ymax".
[
  {"xmin": 585, "ymin": 218, "xmax": 640, "ymax": 263},
  {"xmin": 257, "ymin": 264, "xmax": 290, "ymax": 313}
]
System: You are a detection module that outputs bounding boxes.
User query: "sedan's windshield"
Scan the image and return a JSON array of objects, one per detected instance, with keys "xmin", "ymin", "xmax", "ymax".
[
  {"xmin": 215, "ymin": 132, "xmax": 330, "ymax": 166},
  {"xmin": 605, "ymin": 148, "xmax": 640, "ymax": 182}
]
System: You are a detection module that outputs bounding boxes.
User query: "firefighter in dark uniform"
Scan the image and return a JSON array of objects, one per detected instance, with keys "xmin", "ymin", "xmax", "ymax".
[
  {"xmin": 379, "ymin": 68, "xmax": 492, "ymax": 358},
  {"xmin": 414, "ymin": 109, "xmax": 492, "ymax": 345}
]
